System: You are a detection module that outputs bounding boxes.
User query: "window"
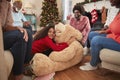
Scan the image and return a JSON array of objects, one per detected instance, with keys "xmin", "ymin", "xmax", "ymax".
[{"xmin": 62, "ymin": 0, "xmax": 72, "ymax": 21}]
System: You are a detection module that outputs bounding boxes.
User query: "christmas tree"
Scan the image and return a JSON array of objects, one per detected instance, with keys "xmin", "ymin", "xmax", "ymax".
[{"xmin": 40, "ymin": 0, "xmax": 60, "ymax": 27}]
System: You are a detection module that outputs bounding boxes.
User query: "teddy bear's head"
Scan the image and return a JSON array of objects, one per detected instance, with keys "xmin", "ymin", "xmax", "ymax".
[{"xmin": 54, "ymin": 23, "xmax": 82, "ymax": 43}]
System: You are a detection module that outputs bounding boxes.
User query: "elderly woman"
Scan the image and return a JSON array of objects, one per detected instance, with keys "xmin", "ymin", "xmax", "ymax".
[
  {"xmin": 80, "ymin": 0, "xmax": 120, "ymax": 70},
  {"xmin": 69, "ymin": 4, "xmax": 91, "ymax": 46},
  {"xmin": 0, "ymin": 0, "xmax": 33, "ymax": 80}
]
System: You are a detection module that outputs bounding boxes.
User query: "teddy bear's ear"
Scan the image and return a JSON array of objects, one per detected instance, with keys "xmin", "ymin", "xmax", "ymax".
[
  {"xmin": 55, "ymin": 22, "xmax": 66, "ymax": 32},
  {"xmin": 65, "ymin": 24, "xmax": 83, "ymax": 41}
]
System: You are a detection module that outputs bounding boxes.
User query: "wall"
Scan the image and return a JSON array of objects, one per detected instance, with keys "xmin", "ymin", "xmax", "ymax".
[
  {"xmin": 84, "ymin": 0, "xmax": 111, "ymax": 12},
  {"xmin": 70, "ymin": 0, "xmax": 111, "ymax": 12},
  {"xmin": 71, "ymin": 0, "xmax": 84, "ymax": 9}
]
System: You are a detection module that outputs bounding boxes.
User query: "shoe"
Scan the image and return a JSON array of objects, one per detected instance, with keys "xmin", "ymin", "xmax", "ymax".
[
  {"xmin": 23, "ymin": 65, "xmax": 34, "ymax": 76},
  {"xmin": 84, "ymin": 62, "xmax": 90, "ymax": 65},
  {"xmin": 83, "ymin": 47, "xmax": 90, "ymax": 56},
  {"xmin": 79, "ymin": 63, "xmax": 97, "ymax": 70},
  {"xmin": 84, "ymin": 62, "xmax": 102, "ymax": 68}
]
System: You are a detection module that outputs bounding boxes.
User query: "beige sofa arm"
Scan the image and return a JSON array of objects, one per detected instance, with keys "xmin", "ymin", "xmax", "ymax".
[
  {"xmin": 100, "ymin": 49, "xmax": 120, "ymax": 72},
  {"xmin": 0, "ymin": 24, "xmax": 8, "ymax": 80}
]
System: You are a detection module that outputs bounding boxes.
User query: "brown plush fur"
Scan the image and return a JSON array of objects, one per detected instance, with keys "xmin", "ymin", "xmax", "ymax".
[
  {"xmin": 54, "ymin": 24, "xmax": 82, "ymax": 43},
  {"xmin": 31, "ymin": 24, "xmax": 84, "ymax": 76}
]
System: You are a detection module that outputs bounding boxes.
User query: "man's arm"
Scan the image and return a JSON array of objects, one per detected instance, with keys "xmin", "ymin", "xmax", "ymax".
[
  {"xmin": 21, "ymin": 12, "xmax": 31, "ymax": 27},
  {"xmin": 4, "ymin": 4, "xmax": 28, "ymax": 42}
]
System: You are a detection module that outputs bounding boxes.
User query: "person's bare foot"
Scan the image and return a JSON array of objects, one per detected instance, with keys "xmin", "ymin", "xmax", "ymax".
[{"xmin": 14, "ymin": 74, "xmax": 23, "ymax": 80}]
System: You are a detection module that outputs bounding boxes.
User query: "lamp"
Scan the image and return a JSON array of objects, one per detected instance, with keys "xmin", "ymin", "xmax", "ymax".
[
  {"xmin": 24, "ymin": 3, "xmax": 33, "ymax": 9},
  {"xmin": 24, "ymin": 3, "xmax": 33, "ymax": 14}
]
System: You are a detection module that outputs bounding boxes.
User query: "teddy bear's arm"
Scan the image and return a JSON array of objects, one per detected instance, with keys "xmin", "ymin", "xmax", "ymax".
[
  {"xmin": 49, "ymin": 41, "xmax": 81, "ymax": 62},
  {"xmin": 31, "ymin": 53, "xmax": 55, "ymax": 76}
]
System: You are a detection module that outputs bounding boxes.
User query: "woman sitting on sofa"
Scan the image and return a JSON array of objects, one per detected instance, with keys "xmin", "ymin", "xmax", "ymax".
[{"xmin": 79, "ymin": 0, "xmax": 120, "ymax": 70}]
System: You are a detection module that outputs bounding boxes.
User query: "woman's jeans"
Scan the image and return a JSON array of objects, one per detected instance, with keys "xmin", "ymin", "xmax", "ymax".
[
  {"xmin": 86, "ymin": 29, "xmax": 106, "ymax": 48},
  {"xmin": 89, "ymin": 31, "xmax": 120, "ymax": 66},
  {"xmin": 3, "ymin": 29, "xmax": 33, "ymax": 75}
]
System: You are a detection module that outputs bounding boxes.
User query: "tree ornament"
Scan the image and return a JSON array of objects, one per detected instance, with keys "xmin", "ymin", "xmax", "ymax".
[{"xmin": 91, "ymin": 9, "xmax": 98, "ymax": 23}]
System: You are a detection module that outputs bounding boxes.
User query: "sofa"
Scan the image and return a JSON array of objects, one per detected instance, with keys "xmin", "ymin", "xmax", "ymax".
[
  {"xmin": 0, "ymin": 24, "xmax": 14, "ymax": 80},
  {"xmin": 100, "ymin": 49, "xmax": 120, "ymax": 72}
]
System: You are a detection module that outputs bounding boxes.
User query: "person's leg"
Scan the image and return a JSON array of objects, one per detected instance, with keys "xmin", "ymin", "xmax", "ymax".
[
  {"xmin": 24, "ymin": 29, "xmax": 33, "ymax": 64},
  {"xmin": 86, "ymin": 38, "xmax": 90, "ymax": 48},
  {"xmin": 90, "ymin": 36, "xmax": 120, "ymax": 66},
  {"xmin": 3, "ymin": 30, "xmax": 26, "ymax": 75},
  {"xmin": 83, "ymin": 31, "xmax": 106, "ymax": 55},
  {"xmin": 88, "ymin": 31, "xmax": 106, "ymax": 44},
  {"xmin": 83, "ymin": 41, "xmax": 90, "ymax": 55},
  {"xmin": 80, "ymin": 36, "xmax": 120, "ymax": 70},
  {"xmin": 85, "ymin": 31, "xmax": 98, "ymax": 48},
  {"xmin": 24, "ymin": 25, "xmax": 33, "ymax": 34}
]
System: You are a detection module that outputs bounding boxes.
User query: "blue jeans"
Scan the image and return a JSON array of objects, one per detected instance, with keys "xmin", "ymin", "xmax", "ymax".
[
  {"xmin": 88, "ymin": 31, "xmax": 106, "ymax": 43},
  {"xmin": 3, "ymin": 29, "xmax": 33, "ymax": 75},
  {"xmin": 89, "ymin": 31, "xmax": 120, "ymax": 66},
  {"xmin": 86, "ymin": 30, "xmax": 106, "ymax": 48}
]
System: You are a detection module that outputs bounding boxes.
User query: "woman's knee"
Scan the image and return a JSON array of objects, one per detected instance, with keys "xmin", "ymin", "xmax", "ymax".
[
  {"xmin": 91, "ymin": 36, "xmax": 103, "ymax": 46},
  {"xmin": 89, "ymin": 31, "xmax": 98, "ymax": 41}
]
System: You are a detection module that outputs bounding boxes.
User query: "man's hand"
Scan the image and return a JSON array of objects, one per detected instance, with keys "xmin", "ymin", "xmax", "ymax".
[
  {"xmin": 4, "ymin": 25, "xmax": 28, "ymax": 42},
  {"xmin": 23, "ymin": 21, "xmax": 30, "ymax": 27},
  {"xmin": 17, "ymin": 27, "xmax": 28, "ymax": 42}
]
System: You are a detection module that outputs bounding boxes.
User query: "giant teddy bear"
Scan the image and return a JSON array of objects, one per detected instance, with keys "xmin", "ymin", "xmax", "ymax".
[{"xmin": 31, "ymin": 23, "xmax": 84, "ymax": 76}]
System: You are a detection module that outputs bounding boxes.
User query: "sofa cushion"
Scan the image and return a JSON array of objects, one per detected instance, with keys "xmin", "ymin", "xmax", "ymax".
[
  {"xmin": 4, "ymin": 50, "xmax": 13, "ymax": 77},
  {"xmin": 100, "ymin": 49, "xmax": 120, "ymax": 66}
]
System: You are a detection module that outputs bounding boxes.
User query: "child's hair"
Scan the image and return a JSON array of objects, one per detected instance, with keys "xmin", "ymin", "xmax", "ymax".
[
  {"xmin": 34, "ymin": 23, "xmax": 55, "ymax": 40},
  {"xmin": 73, "ymin": 3, "xmax": 85, "ymax": 15}
]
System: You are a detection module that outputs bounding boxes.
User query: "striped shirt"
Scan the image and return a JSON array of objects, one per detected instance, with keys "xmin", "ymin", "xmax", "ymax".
[{"xmin": 70, "ymin": 15, "xmax": 91, "ymax": 44}]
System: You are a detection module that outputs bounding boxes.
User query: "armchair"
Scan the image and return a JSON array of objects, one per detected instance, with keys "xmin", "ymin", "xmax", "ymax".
[
  {"xmin": 100, "ymin": 49, "xmax": 120, "ymax": 72},
  {"xmin": 0, "ymin": 24, "xmax": 14, "ymax": 80}
]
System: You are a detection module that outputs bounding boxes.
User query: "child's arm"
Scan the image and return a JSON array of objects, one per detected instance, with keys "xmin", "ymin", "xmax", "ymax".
[{"xmin": 45, "ymin": 37, "xmax": 68, "ymax": 51}]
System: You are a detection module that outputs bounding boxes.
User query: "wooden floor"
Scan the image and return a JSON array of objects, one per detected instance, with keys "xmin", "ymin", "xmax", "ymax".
[
  {"xmin": 54, "ymin": 56, "xmax": 120, "ymax": 80},
  {"xmin": 9, "ymin": 55, "xmax": 120, "ymax": 80}
]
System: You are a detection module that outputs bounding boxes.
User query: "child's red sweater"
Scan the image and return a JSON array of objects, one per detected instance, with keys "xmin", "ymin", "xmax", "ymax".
[{"xmin": 32, "ymin": 36, "xmax": 68, "ymax": 54}]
